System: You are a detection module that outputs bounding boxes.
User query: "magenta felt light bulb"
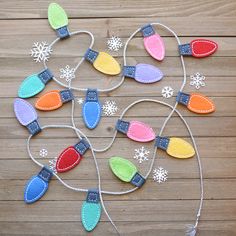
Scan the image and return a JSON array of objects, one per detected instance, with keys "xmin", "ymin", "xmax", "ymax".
[
  {"xmin": 116, "ymin": 119, "xmax": 155, "ymax": 142},
  {"xmin": 141, "ymin": 24, "xmax": 165, "ymax": 61},
  {"xmin": 123, "ymin": 63, "xmax": 163, "ymax": 84},
  {"xmin": 14, "ymin": 98, "xmax": 41, "ymax": 135}
]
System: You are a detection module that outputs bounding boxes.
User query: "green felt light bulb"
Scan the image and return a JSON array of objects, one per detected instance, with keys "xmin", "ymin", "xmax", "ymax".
[
  {"xmin": 109, "ymin": 157, "xmax": 146, "ymax": 187},
  {"xmin": 48, "ymin": 3, "xmax": 69, "ymax": 38}
]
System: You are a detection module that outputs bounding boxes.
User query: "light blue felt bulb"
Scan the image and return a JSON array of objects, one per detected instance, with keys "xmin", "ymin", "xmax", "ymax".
[
  {"xmin": 82, "ymin": 89, "xmax": 101, "ymax": 129},
  {"xmin": 81, "ymin": 189, "xmax": 101, "ymax": 232},
  {"xmin": 18, "ymin": 69, "xmax": 53, "ymax": 98},
  {"xmin": 24, "ymin": 166, "xmax": 53, "ymax": 204}
]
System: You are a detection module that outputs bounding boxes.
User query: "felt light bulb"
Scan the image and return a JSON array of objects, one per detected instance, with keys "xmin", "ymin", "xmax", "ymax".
[
  {"xmin": 84, "ymin": 48, "xmax": 121, "ymax": 75},
  {"xmin": 14, "ymin": 98, "xmax": 41, "ymax": 135},
  {"xmin": 56, "ymin": 139, "xmax": 90, "ymax": 173},
  {"xmin": 116, "ymin": 119, "xmax": 155, "ymax": 142},
  {"xmin": 123, "ymin": 63, "xmax": 163, "ymax": 84},
  {"xmin": 155, "ymin": 136, "xmax": 195, "ymax": 159},
  {"xmin": 35, "ymin": 89, "xmax": 73, "ymax": 111},
  {"xmin": 24, "ymin": 166, "xmax": 53, "ymax": 204},
  {"xmin": 141, "ymin": 24, "xmax": 165, "ymax": 61},
  {"xmin": 81, "ymin": 189, "xmax": 101, "ymax": 232},
  {"xmin": 109, "ymin": 157, "xmax": 145, "ymax": 187},
  {"xmin": 179, "ymin": 39, "xmax": 218, "ymax": 58},
  {"xmin": 176, "ymin": 92, "xmax": 215, "ymax": 114},
  {"xmin": 18, "ymin": 69, "xmax": 53, "ymax": 98},
  {"xmin": 48, "ymin": 3, "xmax": 69, "ymax": 38},
  {"xmin": 82, "ymin": 89, "xmax": 101, "ymax": 129}
]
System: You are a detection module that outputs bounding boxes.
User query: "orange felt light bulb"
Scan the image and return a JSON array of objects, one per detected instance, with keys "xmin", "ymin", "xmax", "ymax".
[
  {"xmin": 35, "ymin": 89, "xmax": 73, "ymax": 111},
  {"xmin": 176, "ymin": 92, "xmax": 215, "ymax": 114}
]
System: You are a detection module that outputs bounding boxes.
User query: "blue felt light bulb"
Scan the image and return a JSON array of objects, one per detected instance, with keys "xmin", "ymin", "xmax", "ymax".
[
  {"xmin": 81, "ymin": 189, "xmax": 101, "ymax": 232},
  {"xmin": 82, "ymin": 89, "xmax": 101, "ymax": 129},
  {"xmin": 24, "ymin": 166, "xmax": 53, "ymax": 204},
  {"xmin": 18, "ymin": 69, "xmax": 53, "ymax": 98}
]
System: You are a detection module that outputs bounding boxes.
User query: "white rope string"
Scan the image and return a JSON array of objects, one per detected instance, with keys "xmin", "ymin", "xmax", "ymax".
[{"xmin": 25, "ymin": 23, "xmax": 204, "ymax": 234}]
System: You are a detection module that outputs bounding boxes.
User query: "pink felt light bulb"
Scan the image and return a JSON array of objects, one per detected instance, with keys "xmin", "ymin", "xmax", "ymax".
[
  {"xmin": 116, "ymin": 119, "xmax": 155, "ymax": 142},
  {"xmin": 141, "ymin": 24, "xmax": 165, "ymax": 61},
  {"xmin": 123, "ymin": 63, "xmax": 163, "ymax": 84}
]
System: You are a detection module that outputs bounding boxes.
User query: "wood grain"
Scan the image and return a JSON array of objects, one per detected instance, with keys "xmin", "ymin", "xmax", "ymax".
[{"xmin": 0, "ymin": 0, "xmax": 236, "ymax": 235}]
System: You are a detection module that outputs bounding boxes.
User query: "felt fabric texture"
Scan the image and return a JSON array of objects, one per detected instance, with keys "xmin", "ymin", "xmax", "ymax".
[
  {"xmin": 56, "ymin": 146, "xmax": 82, "ymax": 173},
  {"xmin": 143, "ymin": 34, "xmax": 165, "ymax": 61},
  {"xmin": 188, "ymin": 93, "xmax": 215, "ymax": 114},
  {"xmin": 14, "ymin": 98, "xmax": 38, "ymax": 126},
  {"xmin": 109, "ymin": 157, "xmax": 137, "ymax": 182},
  {"xmin": 35, "ymin": 90, "xmax": 63, "ymax": 111},
  {"xmin": 127, "ymin": 121, "xmax": 155, "ymax": 142},
  {"xmin": 191, "ymin": 39, "xmax": 218, "ymax": 58},
  {"xmin": 82, "ymin": 101, "xmax": 101, "ymax": 129},
  {"xmin": 167, "ymin": 137, "xmax": 195, "ymax": 158},
  {"xmin": 18, "ymin": 74, "xmax": 45, "ymax": 98},
  {"xmin": 24, "ymin": 175, "xmax": 48, "ymax": 204},
  {"xmin": 134, "ymin": 63, "xmax": 163, "ymax": 83},
  {"xmin": 81, "ymin": 201, "xmax": 101, "ymax": 232},
  {"xmin": 93, "ymin": 52, "xmax": 121, "ymax": 75},
  {"xmin": 48, "ymin": 3, "xmax": 68, "ymax": 30}
]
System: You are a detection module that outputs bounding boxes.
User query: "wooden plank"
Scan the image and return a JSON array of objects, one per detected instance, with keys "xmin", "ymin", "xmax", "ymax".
[
  {"xmin": 2, "ymin": 97, "xmax": 236, "ymax": 118},
  {"xmin": 0, "ymin": 200, "xmax": 236, "ymax": 222},
  {"xmin": 0, "ymin": 0, "xmax": 235, "ymax": 19},
  {"xmin": 0, "ymin": 18, "xmax": 236, "ymax": 37},
  {"xmin": 1, "ymin": 179, "xmax": 235, "ymax": 201},
  {"xmin": 0, "ymin": 157, "xmax": 235, "ymax": 180},
  {"xmin": 3, "ymin": 117, "xmax": 236, "ymax": 139},
  {"xmin": 0, "ymin": 221, "xmax": 235, "ymax": 236},
  {"xmin": 1, "ymin": 137, "xmax": 235, "ymax": 159},
  {"xmin": 1, "ymin": 36, "xmax": 235, "ymax": 58}
]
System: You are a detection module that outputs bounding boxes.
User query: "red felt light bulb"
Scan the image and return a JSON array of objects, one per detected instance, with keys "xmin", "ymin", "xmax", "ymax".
[
  {"xmin": 56, "ymin": 139, "xmax": 90, "ymax": 173},
  {"xmin": 179, "ymin": 39, "xmax": 218, "ymax": 58}
]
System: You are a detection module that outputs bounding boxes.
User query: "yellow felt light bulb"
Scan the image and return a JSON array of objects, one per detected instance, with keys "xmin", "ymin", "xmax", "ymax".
[
  {"xmin": 84, "ymin": 49, "xmax": 121, "ymax": 75},
  {"xmin": 155, "ymin": 136, "xmax": 195, "ymax": 159}
]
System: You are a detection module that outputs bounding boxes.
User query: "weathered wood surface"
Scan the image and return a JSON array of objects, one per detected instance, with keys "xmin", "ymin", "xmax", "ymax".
[{"xmin": 0, "ymin": 0, "xmax": 235, "ymax": 235}]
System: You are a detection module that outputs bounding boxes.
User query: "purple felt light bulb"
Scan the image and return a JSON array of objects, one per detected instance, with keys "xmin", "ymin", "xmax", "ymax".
[
  {"xmin": 123, "ymin": 63, "xmax": 163, "ymax": 84},
  {"xmin": 14, "ymin": 98, "xmax": 41, "ymax": 135}
]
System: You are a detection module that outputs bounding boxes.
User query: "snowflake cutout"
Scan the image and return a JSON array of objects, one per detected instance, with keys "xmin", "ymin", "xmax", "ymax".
[
  {"xmin": 39, "ymin": 148, "xmax": 48, "ymax": 158},
  {"xmin": 153, "ymin": 167, "xmax": 168, "ymax": 183},
  {"xmin": 133, "ymin": 146, "xmax": 150, "ymax": 164},
  {"xmin": 49, "ymin": 157, "xmax": 57, "ymax": 174},
  {"xmin": 76, "ymin": 97, "xmax": 84, "ymax": 105},
  {"xmin": 60, "ymin": 65, "xmax": 75, "ymax": 83},
  {"xmin": 107, "ymin": 36, "xmax": 123, "ymax": 52},
  {"xmin": 30, "ymin": 41, "xmax": 52, "ymax": 63},
  {"xmin": 102, "ymin": 100, "xmax": 118, "ymax": 116},
  {"xmin": 161, "ymin": 86, "xmax": 174, "ymax": 98},
  {"xmin": 190, "ymin": 72, "xmax": 205, "ymax": 89}
]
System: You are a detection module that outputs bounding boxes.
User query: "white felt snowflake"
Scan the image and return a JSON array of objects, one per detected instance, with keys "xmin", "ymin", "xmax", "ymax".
[
  {"xmin": 76, "ymin": 97, "xmax": 84, "ymax": 105},
  {"xmin": 60, "ymin": 65, "xmax": 75, "ymax": 82},
  {"xmin": 107, "ymin": 36, "xmax": 123, "ymax": 52},
  {"xmin": 39, "ymin": 148, "xmax": 48, "ymax": 158},
  {"xmin": 153, "ymin": 167, "xmax": 168, "ymax": 183},
  {"xmin": 30, "ymin": 41, "xmax": 52, "ymax": 63},
  {"xmin": 102, "ymin": 100, "xmax": 118, "ymax": 116},
  {"xmin": 161, "ymin": 86, "xmax": 174, "ymax": 98},
  {"xmin": 133, "ymin": 146, "xmax": 150, "ymax": 164},
  {"xmin": 49, "ymin": 157, "xmax": 57, "ymax": 174},
  {"xmin": 190, "ymin": 72, "xmax": 206, "ymax": 89}
]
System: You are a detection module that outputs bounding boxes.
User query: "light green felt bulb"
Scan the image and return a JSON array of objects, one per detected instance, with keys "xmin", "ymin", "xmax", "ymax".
[
  {"xmin": 109, "ymin": 157, "xmax": 137, "ymax": 182},
  {"xmin": 18, "ymin": 74, "xmax": 45, "ymax": 98},
  {"xmin": 48, "ymin": 3, "xmax": 68, "ymax": 30},
  {"xmin": 81, "ymin": 202, "xmax": 101, "ymax": 232}
]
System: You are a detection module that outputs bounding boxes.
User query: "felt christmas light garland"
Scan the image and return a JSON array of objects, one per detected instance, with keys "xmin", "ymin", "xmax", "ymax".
[{"xmin": 14, "ymin": 2, "xmax": 219, "ymax": 235}]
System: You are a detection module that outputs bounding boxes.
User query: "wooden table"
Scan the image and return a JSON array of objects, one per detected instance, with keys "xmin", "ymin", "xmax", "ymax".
[{"xmin": 0, "ymin": 1, "xmax": 236, "ymax": 235}]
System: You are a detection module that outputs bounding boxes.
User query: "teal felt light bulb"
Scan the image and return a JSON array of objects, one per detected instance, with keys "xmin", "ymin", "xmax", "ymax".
[
  {"xmin": 18, "ymin": 69, "xmax": 53, "ymax": 98},
  {"xmin": 81, "ymin": 189, "xmax": 101, "ymax": 232}
]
